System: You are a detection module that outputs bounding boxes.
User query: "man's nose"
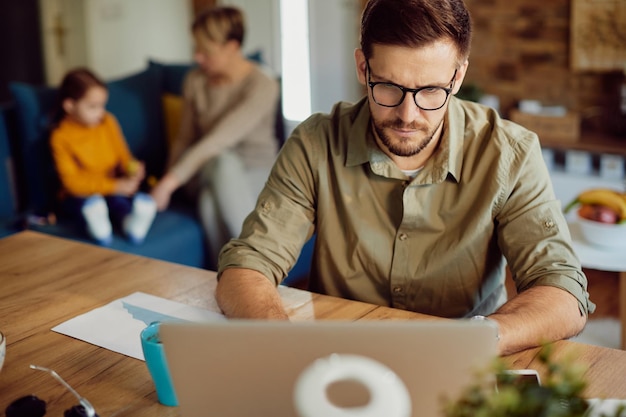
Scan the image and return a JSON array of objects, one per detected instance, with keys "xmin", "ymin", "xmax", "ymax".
[{"xmin": 395, "ymin": 92, "xmax": 422, "ymax": 121}]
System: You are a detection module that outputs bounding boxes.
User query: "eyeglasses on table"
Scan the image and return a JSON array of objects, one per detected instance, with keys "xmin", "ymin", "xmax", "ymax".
[{"xmin": 5, "ymin": 365, "xmax": 98, "ymax": 417}]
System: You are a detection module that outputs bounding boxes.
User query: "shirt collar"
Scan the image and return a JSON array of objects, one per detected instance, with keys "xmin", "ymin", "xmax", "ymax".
[
  {"xmin": 345, "ymin": 96, "xmax": 466, "ymax": 184},
  {"xmin": 346, "ymin": 98, "xmax": 374, "ymax": 167}
]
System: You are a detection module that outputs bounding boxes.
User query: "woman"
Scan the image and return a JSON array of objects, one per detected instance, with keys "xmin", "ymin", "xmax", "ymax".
[{"xmin": 151, "ymin": 6, "xmax": 280, "ymax": 267}]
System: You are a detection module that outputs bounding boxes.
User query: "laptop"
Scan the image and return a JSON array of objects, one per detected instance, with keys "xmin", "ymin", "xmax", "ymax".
[{"xmin": 160, "ymin": 320, "xmax": 498, "ymax": 417}]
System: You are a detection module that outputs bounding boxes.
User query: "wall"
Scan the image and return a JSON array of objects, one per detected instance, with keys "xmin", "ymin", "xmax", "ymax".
[
  {"xmin": 220, "ymin": 0, "xmax": 282, "ymax": 74},
  {"xmin": 225, "ymin": 0, "xmax": 363, "ymax": 117},
  {"xmin": 308, "ymin": 0, "xmax": 363, "ymax": 114},
  {"xmin": 83, "ymin": 0, "xmax": 194, "ymax": 79},
  {"xmin": 464, "ymin": 0, "xmax": 626, "ymax": 138}
]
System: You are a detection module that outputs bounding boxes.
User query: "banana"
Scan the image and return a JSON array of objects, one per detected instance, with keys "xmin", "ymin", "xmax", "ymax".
[{"xmin": 575, "ymin": 189, "xmax": 626, "ymax": 220}]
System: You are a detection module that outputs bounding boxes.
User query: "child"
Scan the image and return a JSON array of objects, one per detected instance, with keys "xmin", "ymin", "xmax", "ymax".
[{"xmin": 50, "ymin": 68, "xmax": 157, "ymax": 246}]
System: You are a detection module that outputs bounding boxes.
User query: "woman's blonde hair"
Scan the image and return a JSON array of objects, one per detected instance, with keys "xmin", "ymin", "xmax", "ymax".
[{"xmin": 192, "ymin": 6, "xmax": 245, "ymax": 46}]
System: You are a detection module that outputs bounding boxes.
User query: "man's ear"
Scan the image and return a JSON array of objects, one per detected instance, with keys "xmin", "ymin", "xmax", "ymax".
[
  {"xmin": 62, "ymin": 98, "xmax": 74, "ymax": 116},
  {"xmin": 354, "ymin": 48, "xmax": 367, "ymax": 86},
  {"xmin": 452, "ymin": 59, "xmax": 470, "ymax": 95}
]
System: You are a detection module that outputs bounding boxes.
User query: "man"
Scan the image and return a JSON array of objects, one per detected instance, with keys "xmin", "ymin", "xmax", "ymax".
[{"xmin": 216, "ymin": 0, "xmax": 595, "ymax": 355}]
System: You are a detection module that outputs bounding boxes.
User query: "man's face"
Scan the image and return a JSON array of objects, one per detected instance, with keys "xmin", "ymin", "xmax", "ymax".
[{"xmin": 355, "ymin": 42, "xmax": 467, "ymax": 160}]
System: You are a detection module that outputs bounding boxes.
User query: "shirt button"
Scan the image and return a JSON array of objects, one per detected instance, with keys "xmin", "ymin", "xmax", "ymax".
[{"xmin": 398, "ymin": 233, "xmax": 408, "ymax": 241}]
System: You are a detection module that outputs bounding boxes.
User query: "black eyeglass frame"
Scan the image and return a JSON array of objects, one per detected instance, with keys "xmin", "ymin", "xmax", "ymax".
[{"xmin": 366, "ymin": 60, "xmax": 458, "ymax": 111}]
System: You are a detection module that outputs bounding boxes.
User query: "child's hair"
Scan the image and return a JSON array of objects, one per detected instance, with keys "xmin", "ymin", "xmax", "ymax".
[
  {"xmin": 54, "ymin": 67, "xmax": 107, "ymax": 122},
  {"xmin": 192, "ymin": 6, "xmax": 245, "ymax": 46}
]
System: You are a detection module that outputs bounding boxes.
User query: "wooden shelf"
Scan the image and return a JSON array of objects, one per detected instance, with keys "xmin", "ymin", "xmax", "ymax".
[{"xmin": 540, "ymin": 131, "xmax": 626, "ymax": 157}]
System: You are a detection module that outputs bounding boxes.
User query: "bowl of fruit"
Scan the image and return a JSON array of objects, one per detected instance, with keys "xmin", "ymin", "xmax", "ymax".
[{"xmin": 564, "ymin": 188, "xmax": 626, "ymax": 249}]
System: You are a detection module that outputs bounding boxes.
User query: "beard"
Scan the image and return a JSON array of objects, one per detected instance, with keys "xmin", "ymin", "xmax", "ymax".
[{"xmin": 372, "ymin": 115, "xmax": 444, "ymax": 158}]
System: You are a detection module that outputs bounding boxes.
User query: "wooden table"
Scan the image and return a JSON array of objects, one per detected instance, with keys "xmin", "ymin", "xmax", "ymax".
[{"xmin": 1, "ymin": 231, "xmax": 625, "ymax": 417}]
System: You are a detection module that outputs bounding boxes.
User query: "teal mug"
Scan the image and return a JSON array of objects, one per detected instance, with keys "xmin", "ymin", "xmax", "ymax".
[{"xmin": 140, "ymin": 322, "xmax": 178, "ymax": 406}]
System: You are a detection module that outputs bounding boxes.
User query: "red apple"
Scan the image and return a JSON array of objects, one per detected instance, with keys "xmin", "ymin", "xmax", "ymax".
[{"xmin": 578, "ymin": 204, "xmax": 619, "ymax": 224}]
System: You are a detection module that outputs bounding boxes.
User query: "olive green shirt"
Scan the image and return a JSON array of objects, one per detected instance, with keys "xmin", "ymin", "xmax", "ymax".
[{"xmin": 219, "ymin": 96, "xmax": 595, "ymax": 318}]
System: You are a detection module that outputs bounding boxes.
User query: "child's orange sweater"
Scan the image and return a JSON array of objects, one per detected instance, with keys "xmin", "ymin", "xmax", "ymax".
[{"xmin": 50, "ymin": 112, "xmax": 133, "ymax": 197}]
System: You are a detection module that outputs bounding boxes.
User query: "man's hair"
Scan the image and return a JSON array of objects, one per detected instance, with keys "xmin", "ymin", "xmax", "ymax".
[
  {"xmin": 360, "ymin": 0, "xmax": 472, "ymax": 65},
  {"xmin": 192, "ymin": 6, "xmax": 245, "ymax": 46}
]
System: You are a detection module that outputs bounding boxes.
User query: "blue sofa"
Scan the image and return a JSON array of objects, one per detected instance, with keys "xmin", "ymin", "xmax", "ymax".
[
  {"xmin": 2, "ymin": 62, "xmax": 206, "ymax": 268},
  {"xmin": 0, "ymin": 60, "xmax": 313, "ymax": 284}
]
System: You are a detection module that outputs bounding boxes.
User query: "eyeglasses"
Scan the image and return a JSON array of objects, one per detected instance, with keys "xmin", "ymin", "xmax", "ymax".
[
  {"xmin": 366, "ymin": 60, "xmax": 457, "ymax": 111},
  {"xmin": 6, "ymin": 365, "xmax": 97, "ymax": 417}
]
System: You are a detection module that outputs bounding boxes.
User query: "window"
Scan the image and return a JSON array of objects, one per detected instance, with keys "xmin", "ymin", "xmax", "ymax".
[{"xmin": 280, "ymin": 0, "xmax": 311, "ymax": 122}]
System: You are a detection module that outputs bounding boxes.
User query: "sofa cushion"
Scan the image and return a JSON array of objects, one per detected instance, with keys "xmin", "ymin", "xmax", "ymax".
[
  {"xmin": 148, "ymin": 51, "xmax": 264, "ymax": 96},
  {"xmin": 0, "ymin": 106, "xmax": 18, "ymax": 219},
  {"xmin": 9, "ymin": 66, "xmax": 167, "ymax": 214},
  {"xmin": 148, "ymin": 60, "xmax": 194, "ymax": 96},
  {"xmin": 7, "ymin": 83, "xmax": 58, "ymax": 214},
  {"xmin": 162, "ymin": 92, "xmax": 184, "ymax": 150},
  {"xmin": 29, "ymin": 203, "xmax": 205, "ymax": 267},
  {"xmin": 106, "ymin": 66, "xmax": 167, "ymax": 179}
]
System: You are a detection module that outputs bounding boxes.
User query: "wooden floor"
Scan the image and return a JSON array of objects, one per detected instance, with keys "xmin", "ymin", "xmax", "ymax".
[{"xmin": 505, "ymin": 268, "xmax": 618, "ymax": 318}]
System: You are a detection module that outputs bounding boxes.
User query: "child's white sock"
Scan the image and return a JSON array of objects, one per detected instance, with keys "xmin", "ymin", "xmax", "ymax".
[
  {"xmin": 81, "ymin": 195, "xmax": 113, "ymax": 246},
  {"xmin": 123, "ymin": 193, "xmax": 157, "ymax": 245}
]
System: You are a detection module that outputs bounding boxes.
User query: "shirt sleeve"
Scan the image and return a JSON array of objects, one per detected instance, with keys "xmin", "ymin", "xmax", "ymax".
[
  {"xmin": 170, "ymin": 68, "xmax": 279, "ymax": 184},
  {"xmin": 496, "ymin": 134, "xmax": 595, "ymax": 316}
]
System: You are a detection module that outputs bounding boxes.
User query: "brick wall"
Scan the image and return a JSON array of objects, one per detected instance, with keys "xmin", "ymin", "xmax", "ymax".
[{"xmin": 464, "ymin": 0, "xmax": 625, "ymax": 137}]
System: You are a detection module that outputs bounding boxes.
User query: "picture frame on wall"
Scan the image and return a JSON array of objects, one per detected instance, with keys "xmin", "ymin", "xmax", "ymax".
[{"xmin": 570, "ymin": 0, "xmax": 626, "ymax": 72}]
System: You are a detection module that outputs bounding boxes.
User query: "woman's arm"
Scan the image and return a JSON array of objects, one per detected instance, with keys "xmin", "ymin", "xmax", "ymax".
[{"xmin": 169, "ymin": 69, "xmax": 279, "ymax": 185}]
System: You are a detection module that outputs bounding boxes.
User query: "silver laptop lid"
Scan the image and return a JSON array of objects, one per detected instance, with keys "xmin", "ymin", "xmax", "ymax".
[{"xmin": 161, "ymin": 320, "xmax": 498, "ymax": 417}]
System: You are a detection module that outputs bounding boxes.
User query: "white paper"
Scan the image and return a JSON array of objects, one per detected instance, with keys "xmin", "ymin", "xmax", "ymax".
[{"xmin": 52, "ymin": 292, "xmax": 225, "ymax": 360}]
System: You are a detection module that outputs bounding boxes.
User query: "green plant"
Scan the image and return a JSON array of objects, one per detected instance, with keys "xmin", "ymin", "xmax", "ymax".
[
  {"xmin": 456, "ymin": 83, "xmax": 483, "ymax": 103},
  {"xmin": 443, "ymin": 344, "xmax": 626, "ymax": 417}
]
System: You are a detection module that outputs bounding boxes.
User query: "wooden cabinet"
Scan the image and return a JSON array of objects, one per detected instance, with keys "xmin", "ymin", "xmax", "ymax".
[{"xmin": 542, "ymin": 132, "xmax": 626, "ymax": 158}]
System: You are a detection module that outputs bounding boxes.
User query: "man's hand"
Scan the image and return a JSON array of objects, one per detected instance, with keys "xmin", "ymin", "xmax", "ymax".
[
  {"xmin": 489, "ymin": 286, "xmax": 586, "ymax": 356},
  {"xmin": 216, "ymin": 268, "xmax": 289, "ymax": 319}
]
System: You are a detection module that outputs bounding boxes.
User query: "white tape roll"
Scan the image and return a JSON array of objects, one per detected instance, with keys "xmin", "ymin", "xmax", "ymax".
[{"xmin": 293, "ymin": 353, "xmax": 412, "ymax": 417}]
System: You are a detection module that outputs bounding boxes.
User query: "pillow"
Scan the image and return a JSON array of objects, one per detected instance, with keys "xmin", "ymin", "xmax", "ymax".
[
  {"xmin": 148, "ymin": 51, "xmax": 264, "ymax": 96},
  {"xmin": 8, "ymin": 82, "xmax": 59, "ymax": 214},
  {"xmin": 162, "ymin": 93, "xmax": 184, "ymax": 151},
  {"xmin": 148, "ymin": 60, "xmax": 195, "ymax": 96},
  {"xmin": 106, "ymin": 66, "xmax": 167, "ymax": 179},
  {"xmin": 0, "ymin": 107, "xmax": 17, "ymax": 218},
  {"xmin": 9, "ymin": 65, "xmax": 168, "ymax": 214}
]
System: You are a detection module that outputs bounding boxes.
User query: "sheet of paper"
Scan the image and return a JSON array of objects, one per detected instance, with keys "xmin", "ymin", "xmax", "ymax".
[{"xmin": 52, "ymin": 292, "xmax": 225, "ymax": 360}]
